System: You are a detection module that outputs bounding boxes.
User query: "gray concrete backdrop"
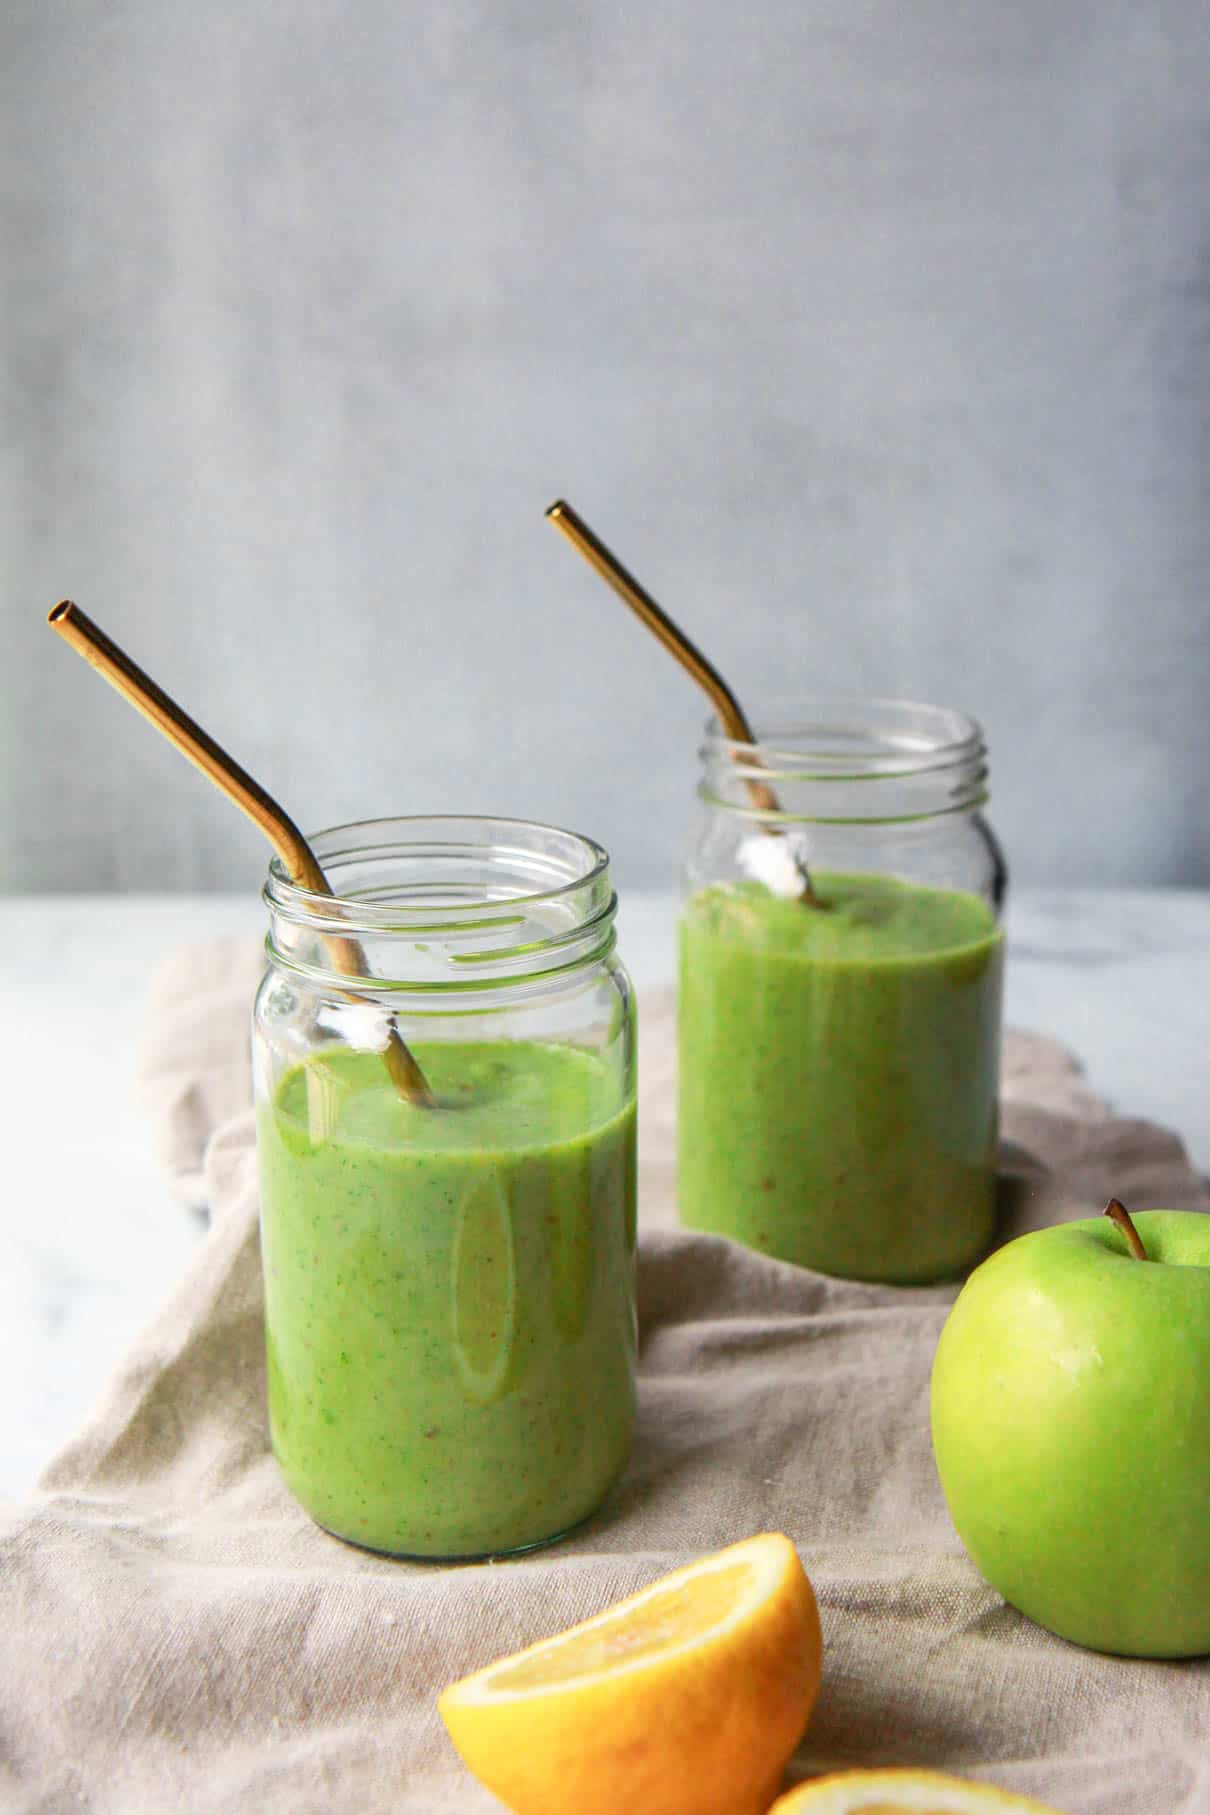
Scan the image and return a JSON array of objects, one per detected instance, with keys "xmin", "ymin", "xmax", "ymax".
[{"xmin": 4, "ymin": 2, "xmax": 1210, "ymax": 895}]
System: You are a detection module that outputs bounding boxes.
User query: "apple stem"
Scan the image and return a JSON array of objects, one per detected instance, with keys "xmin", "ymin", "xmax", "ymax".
[{"xmin": 1104, "ymin": 1197, "xmax": 1148, "ymax": 1261}]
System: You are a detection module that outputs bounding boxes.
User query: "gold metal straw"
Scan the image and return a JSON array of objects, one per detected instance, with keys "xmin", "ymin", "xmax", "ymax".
[
  {"xmin": 545, "ymin": 500, "xmax": 823, "ymax": 906},
  {"xmin": 47, "ymin": 601, "xmax": 435, "ymax": 1108}
]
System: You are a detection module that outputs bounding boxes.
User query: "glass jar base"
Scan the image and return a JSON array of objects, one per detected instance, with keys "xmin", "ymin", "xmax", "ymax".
[
  {"xmin": 309, "ymin": 1494, "xmax": 615, "ymax": 1565},
  {"xmin": 677, "ymin": 1203, "xmax": 998, "ymax": 1287}
]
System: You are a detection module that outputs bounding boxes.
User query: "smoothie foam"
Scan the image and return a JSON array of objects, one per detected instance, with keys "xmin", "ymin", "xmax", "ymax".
[{"xmin": 678, "ymin": 872, "xmax": 1003, "ymax": 1283}]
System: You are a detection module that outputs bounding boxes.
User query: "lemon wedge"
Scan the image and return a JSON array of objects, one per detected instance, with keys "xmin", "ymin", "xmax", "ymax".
[
  {"xmin": 770, "ymin": 1768, "xmax": 1069, "ymax": 1813},
  {"xmin": 439, "ymin": 1532, "xmax": 821, "ymax": 1815}
]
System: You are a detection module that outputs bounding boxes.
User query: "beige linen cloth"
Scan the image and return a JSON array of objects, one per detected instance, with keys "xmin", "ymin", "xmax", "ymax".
[{"xmin": 3, "ymin": 941, "xmax": 1210, "ymax": 1814}]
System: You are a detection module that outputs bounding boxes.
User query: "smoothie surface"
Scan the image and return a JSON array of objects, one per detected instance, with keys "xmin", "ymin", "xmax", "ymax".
[
  {"xmin": 276, "ymin": 1037, "xmax": 624, "ymax": 1153},
  {"xmin": 683, "ymin": 871, "xmax": 998, "ymax": 964}
]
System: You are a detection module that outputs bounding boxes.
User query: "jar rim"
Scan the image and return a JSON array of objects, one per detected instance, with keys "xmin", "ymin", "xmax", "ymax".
[
  {"xmin": 703, "ymin": 694, "xmax": 986, "ymax": 776},
  {"xmin": 264, "ymin": 813, "xmax": 611, "ymax": 927}
]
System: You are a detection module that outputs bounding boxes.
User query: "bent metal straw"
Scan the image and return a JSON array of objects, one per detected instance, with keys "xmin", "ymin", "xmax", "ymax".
[
  {"xmin": 48, "ymin": 601, "xmax": 436, "ymax": 1109},
  {"xmin": 544, "ymin": 500, "xmax": 824, "ymax": 907}
]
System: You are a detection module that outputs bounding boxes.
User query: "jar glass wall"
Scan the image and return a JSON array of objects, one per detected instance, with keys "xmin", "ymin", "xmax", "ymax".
[
  {"xmin": 253, "ymin": 817, "xmax": 637, "ymax": 1560},
  {"xmin": 678, "ymin": 699, "xmax": 1005, "ymax": 1285}
]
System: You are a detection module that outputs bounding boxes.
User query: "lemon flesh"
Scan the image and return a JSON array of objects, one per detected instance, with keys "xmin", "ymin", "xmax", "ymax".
[
  {"xmin": 770, "ymin": 1768, "xmax": 1069, "ymax": 1815},
  {"xmin": 440, "ymin": 1532, "xmax": 822, "ymax": 1815}
]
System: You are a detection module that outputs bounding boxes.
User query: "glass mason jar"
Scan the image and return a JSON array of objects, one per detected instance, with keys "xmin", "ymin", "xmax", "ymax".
[
  {"xmin": 253, "ymin": 816, "xmax": 637, "ymax": 1560},
  {"xmin": 678, "ymin": 699, "xmax": 1006, "ymax": 1285}
]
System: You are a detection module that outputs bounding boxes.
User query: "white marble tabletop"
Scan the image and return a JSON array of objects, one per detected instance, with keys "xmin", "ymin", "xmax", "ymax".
[{"xmin": 2, "ymin": 888, "xmax": 1208, "ymax": 1503}]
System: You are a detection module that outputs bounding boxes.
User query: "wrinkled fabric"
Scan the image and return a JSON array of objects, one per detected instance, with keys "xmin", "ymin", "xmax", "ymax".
[{"xmin": 2, "ymin": 943, "xmax": 1207, "ymax": 1814}]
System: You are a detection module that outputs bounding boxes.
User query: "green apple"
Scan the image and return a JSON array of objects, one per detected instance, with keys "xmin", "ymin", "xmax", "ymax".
[{"xmin": 930, "ymin": 1204, "xmax": 1210, "ymax": 1657}]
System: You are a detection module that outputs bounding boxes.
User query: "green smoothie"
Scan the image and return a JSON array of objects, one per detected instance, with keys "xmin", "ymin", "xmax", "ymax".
[
  {"xmin": 678, "ymin": 872, "xmax": 1003, "ymax": 1283},
  {"xmin": 257, "ymin": 1040, "xmax": 636, "ymax": 1558}
]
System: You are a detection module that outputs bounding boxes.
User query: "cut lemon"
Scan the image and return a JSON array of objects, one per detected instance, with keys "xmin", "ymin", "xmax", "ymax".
[
  {"xmin": 438, "ymin": 1532, "xmax": 822, "ymax": 1815},
  {"xmin": 770, "ymin": 1768, "xmax": 1068, "ymax": 1813}
]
